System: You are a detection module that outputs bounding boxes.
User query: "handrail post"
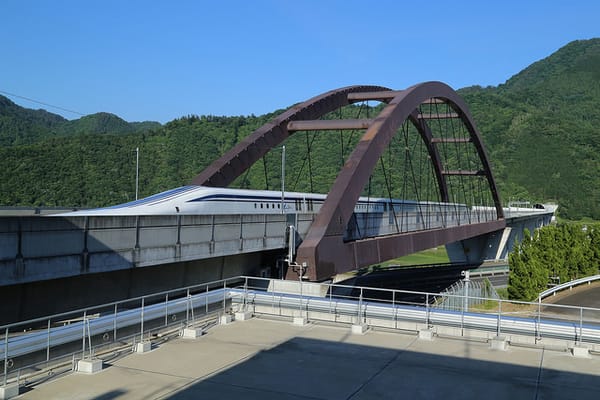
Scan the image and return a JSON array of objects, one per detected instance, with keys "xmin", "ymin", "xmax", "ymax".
[
  {"xmin": 81, "ymin": 311, "xmax": 87, "ymax": 359},
  {"xmin": 186, "ymin": 289, "xmax": 190, "ymax": 325},
  {"xmin": 579, "ymin": 307, "xmax": 583, "ymax": 345},
  {"xmin": 3, "ymin": 327, "xmax": 8, "ymax": 386},
  {"xmin": 46, "ymin": 319, "xmax": 51, "ymax": 366},
  {"xmin": 358, "ymin": 288, "xmax": 363, "ymax": 324},
  {"xmin": 205, "ymin": 284, "xmax": 209, "ymax": 314},
  {"xmin": 165, "ymin": 294, "xmax": 169, "ymax": 327},
  {"xmin": 497, "ymin": 299, "xmax": 502, "ymax": 337},
  {"xmin": 222, "ymin": 280, "xmax": 226, "ymax": 313},
  {"xmin": 393, "ymin": 290, "xmax": 397, "ymax": 329},
  {"xmin": 140, "ymin": 297, "xmax": 145, "ymax": 342},
  {"xmin": 537, "ymin": 298, "xmax": 541, "ymax": 342},
  {"xmin": 244, "ymin": 277, "xmax": 248, "ymax": 311},
  {"xmin": 114, "ymin": 304, "xmax": 118, "ymax": 342},
  {"xmin": 426, "ymin": 293, "xmax": 430, "ymax": 327}
]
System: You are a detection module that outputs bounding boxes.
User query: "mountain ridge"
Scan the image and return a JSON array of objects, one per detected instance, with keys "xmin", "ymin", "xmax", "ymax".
[{"xmin": 0, "ymin": 95, "xmax": 161, "ymax": 146}]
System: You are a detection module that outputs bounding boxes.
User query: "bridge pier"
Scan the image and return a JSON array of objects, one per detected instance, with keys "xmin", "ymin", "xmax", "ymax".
[{"xmin": 446, "ymin": 207, "xmax": 555, "ymax": 264}]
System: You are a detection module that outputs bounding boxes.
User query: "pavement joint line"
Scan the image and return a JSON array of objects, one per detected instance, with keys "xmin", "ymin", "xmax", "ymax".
[
  {"xmin": 345, "ymin": 336, "xmax": 419, "ymax": 400},
  {"xmin": 533, "ymin": 347, "xmax": 545, "ymax": 400},
  {"xmin": 106, "ymin": 364, "xmax": 195, "ymax": 380},
  {"xmin": 196, "ymin": 378, "xmax": 328, "ymax": 400}
]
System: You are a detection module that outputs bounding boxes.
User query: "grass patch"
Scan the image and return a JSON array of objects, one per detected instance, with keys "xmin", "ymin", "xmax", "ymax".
[{"xmin": 377, "ymin": 246, "xmax": 450, "ymax": 267}]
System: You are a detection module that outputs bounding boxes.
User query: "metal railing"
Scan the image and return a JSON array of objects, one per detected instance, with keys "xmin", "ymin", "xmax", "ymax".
[
  {"xmin": 238, "ymin": 277, "xmax": 600, "ymax": 346},
  {"xmin": 0, "ymin": 276, "xmax": 246, "ymax": 387},
  {"xmin": 2, "ymin": 275, "xmax": 600, "ymax": 388},
  {"xmin": 538, "ymin": 275, "xmax": 600, "ymax": 301}
]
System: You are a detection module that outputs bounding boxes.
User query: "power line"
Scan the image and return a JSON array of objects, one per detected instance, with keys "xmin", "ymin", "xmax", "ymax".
[{"xmin": 0, "ymin": 89, "xmax": 85, "ymax": 116}]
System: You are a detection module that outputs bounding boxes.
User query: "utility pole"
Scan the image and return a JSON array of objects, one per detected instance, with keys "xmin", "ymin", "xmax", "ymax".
[
  {"xmin": 135, "ymin": 147, "xmax": 139, "ymax": 200},
  {"xmin": 281, "ymin": 145, "xmax": 285, "ymax": 214}
]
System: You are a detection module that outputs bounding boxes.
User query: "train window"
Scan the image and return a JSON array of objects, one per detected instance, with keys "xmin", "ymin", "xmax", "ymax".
[
  {"xmin": 254, "ymin": 203, "xmax": 257, "ymax": 208},
  {"xmin": 260, "ymin": 203, "xmax": 263, "ymax": 209},
  {"xmin": 277, "ymin": 204, "xmax": 280, "ymax": 209},
  {"xmin": 266, "ymin": 204, "xmax": 269, "ymax": 209}
]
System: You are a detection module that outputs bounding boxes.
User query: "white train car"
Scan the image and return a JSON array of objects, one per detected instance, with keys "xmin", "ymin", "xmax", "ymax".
[{"xmin": 59, "ymin": 186, "xmax": 405, "ymax": 216}]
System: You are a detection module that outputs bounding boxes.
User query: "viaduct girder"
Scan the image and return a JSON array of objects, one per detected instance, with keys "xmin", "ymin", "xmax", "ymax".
[{"xmin": 191, "ymin": 82, "xmax": 505, "ymax": 281}]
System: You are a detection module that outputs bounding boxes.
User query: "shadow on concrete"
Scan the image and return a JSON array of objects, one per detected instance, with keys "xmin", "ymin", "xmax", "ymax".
[
  {"xmin": 91, "ymin": 389, "xmax": 127, "ymax": 400},
  {"xmin": 164, "ymin": 337, "xmax": 600, "ymax": 400}
]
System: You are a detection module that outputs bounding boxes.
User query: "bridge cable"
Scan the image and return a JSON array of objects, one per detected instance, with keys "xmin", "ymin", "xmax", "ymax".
[
  {"xmin": 306, "ymin": 131, "xmax": 315, "ymax": 193},
  {"xmin": 418, "ymin": 105, "xmax": 427, "ymax": 228},
  {"xmin": 447, "ymin": 102, "xmax": 470, "ymax": 224},
  {"xmin": 400, "ymin": 121, "xmax": 411, "ymax": 233},
  {"xmin": 462, "ymin": 120, "xmax": 478, "ymax": 222},
  {"xmin": 262, "ymin": 156, "xmax": 269, "ymax": 190},
  {"xmin": 434, "ymin": 100, "xmax": 460, "ymax": 224},
  {"xmin": 289, "ymin": 130, "xmax": 317, "ymax": 192},
  {"xmin": 379, "ymin": 156, "xmax": 400, "ymax": 233},
  {"xmin": 402, "ymin": 119, "xmax": 426, "ymax": 229},
  {"xmin": 339, "ymin": 107, "xmax": 345, "ymax": 169}
]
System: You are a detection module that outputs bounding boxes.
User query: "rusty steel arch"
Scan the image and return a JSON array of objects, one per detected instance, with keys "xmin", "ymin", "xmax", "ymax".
[
  {"xmin": 191, "ymin": 82, "xmax": 505, "ymax": 281},
  {"xmin": 190, "ymin": 85, "xmax": 390, "ymax": 187}
]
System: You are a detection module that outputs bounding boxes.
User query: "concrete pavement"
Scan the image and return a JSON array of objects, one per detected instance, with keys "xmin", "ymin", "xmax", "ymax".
[{"xmin": 15, "ymin": 316, "xmax": 600, "ymax": 399}]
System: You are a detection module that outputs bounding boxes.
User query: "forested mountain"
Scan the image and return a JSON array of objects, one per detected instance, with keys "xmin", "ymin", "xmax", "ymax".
[
  {"xmin": 0, "ymin": 95, "xmax": 67, "ymax": 146},
  {"xmin": 0, "ymin": 97, "xmax": 161, "ymax": 146},
  {"xmin": 1, "ymin": 38, "xmax": 599, "ymax": 219},
  {"xmin": 460, "ymin": 38, "xmax": 600, "ymax": 219}
]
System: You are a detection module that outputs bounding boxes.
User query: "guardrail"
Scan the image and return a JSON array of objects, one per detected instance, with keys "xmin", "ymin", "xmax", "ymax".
[{"xmin": 538, "ymin": 275, "xmax": 600, "ymax": 301}]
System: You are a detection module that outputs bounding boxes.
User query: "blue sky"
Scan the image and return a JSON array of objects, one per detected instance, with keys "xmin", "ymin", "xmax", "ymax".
[{"xmin": 2, "ymin": 0, "xmax": 599, "ymax": 123}]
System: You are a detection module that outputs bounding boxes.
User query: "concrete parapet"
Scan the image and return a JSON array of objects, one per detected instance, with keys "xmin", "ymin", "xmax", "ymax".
[
  {"xmin": 136, "ymin": 341, "xmax": 152, "ymax": 353},
  {"xmin": 235, "ymin": 311, "xmax": 253, "ymax": 321},
  {"xmin": 182, "ymin": 327, "xmax": 204, "ymax": 339},
  {"xmin": 293, "ymin": 316, "xmax": 308, "ymax": 326},
  {"xmin": 0, "ymin": 384, "xmax": 19, "ymax": 400},
  {"xmin": 220, "ymin": 314, "xmax": 233, "ymax": 325},
  {"xmin": 77, "ymin": 358, "xmax": 103, "ymax": 374},
  {"xmin": 418, "ymin": 329, "xmax": 434, "ymax": 341},
  {"xmin": 571, "ymin": 345, "xmax": 590, "ymax": 358},
  {"xmin": 352, "ymin": 324, "xmax": 368, "ymax": 335},
  {"xmin": 490, "ymin": 336, "xmax": 508, "ymax": 351}
]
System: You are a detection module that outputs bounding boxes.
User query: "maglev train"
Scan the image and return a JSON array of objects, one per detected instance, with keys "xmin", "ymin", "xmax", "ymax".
[{"xmin": 58, "ymin": 185, "xmax": 414, "ymax": 216}]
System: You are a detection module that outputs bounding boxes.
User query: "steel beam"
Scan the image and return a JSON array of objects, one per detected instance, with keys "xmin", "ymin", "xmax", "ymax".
[
  {"xmin": 347, "ymin": 90, "xmax": 402, "ymax": 101},
  {"xmin": 291, "ymin": 220, "xmax": 506, "ymax": 281},
  {"xmin": 287, "ymin": 119, "xmax": 373, "ymax": 132},
  {"xmin": 443, "ymin": 170, "xmax": 485, "ymax": 176},
  {"xmin": 431, "ymin": 138, "xmax": 472, "ymax": 143},
  {"xmin": 417, "ymin": 112, "xmax": 459, "ymax": 119}
]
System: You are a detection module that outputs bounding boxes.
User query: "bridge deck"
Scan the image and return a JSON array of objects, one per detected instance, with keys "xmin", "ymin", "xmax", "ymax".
[{"xmin": 17, "ymin": 317, "xmax": 600, "ymax": 399}]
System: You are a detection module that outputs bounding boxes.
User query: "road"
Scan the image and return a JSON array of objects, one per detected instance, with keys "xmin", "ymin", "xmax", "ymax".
[{"xmin": 542, "ymin": 281, "xmax": 600, "ymax": 320}]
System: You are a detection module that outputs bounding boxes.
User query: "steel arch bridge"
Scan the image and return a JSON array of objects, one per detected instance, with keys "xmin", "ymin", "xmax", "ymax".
[{"xmin": 191, "ymin": 82, "xmax": 506, "ymax": 281}]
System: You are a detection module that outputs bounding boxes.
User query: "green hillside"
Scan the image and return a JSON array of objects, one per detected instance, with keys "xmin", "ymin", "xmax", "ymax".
[
  {"xmin": 0, "ymin": 97, "xmax": 161, "ymax": 146},
  {"xmin": 461, "ymin": 38, "xmax": 600, "ymax": 219},
  {"xmin": 0, "ymin": 95, "xmax": 67, "ymax": 146},
  {"xmin": 1, "ymin": 39, "xmax": 599, "ymax": 219}
]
